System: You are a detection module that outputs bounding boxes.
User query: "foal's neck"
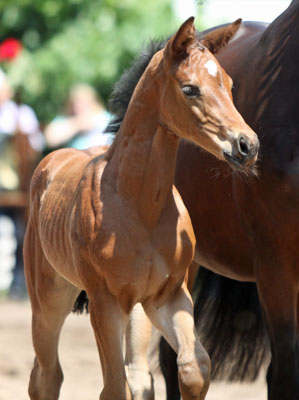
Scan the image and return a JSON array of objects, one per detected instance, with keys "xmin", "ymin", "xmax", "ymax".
[{"xmin": 106, "ymin": 62, "xmax": 180, "ymax": 228}]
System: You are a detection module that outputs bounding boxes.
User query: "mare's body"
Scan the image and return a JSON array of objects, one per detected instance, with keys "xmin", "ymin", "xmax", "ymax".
[
  {"xmin": 214, "ymin": 8, "xmax": 299, "ymax": 399},
  {"xmin": 190, "ymin": 9, "xmax": 299, "ymax": 400},
  {"xmin": 24, "ymin": 18, "xmax": 258, "ymax": 400},
  {"xmin": 109, "ymin": 2, "xmax": 299, "ymax": 399}
]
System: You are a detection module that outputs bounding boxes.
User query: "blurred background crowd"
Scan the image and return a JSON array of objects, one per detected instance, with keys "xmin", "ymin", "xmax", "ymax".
[{"xmin": 0, "ymin": 0, "xmax": 290, "ymax": 298}]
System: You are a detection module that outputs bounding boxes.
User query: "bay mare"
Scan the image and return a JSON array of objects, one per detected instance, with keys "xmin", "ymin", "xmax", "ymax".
[
  {"xmin": 107, "ymin": 1, "xmax": 299, "ymax": 399},
  {"xmin": 24, "ymin": 18, "xmax": 259, "ymax": 400}
]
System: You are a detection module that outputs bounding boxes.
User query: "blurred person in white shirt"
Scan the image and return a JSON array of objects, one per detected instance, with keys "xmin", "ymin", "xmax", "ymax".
[
  {"xmin": 0, "ymin": 68, "xmax": 44, "ymax": 153},
  {"xmin": 0, "ymin": 68, "xmax": 44, "ymax": 298}
]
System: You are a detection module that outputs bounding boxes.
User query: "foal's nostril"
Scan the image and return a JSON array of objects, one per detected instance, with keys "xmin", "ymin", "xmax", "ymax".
[{"xmin": 238, "ymin": 136, "xmax": 250, "ymax": 156}]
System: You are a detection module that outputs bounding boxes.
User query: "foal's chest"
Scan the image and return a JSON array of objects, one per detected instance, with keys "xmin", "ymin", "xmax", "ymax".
[{"xmin": 85, "ymin": 189, "xmax": 195, "ymax": 300}]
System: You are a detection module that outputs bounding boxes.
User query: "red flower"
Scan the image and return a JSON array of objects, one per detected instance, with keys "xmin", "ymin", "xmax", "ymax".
[{"xmin": 0, "ymin": 38, "xmax": 22, "ymax": 61}]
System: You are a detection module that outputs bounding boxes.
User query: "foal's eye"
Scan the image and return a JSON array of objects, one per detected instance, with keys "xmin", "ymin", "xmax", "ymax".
[{"xmin": 182, "ymin": 85, "xmax": 201, "ymax": 98}]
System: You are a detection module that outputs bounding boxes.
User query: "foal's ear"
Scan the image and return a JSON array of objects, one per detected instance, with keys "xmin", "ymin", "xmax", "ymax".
[
  {"xmin": 201, "ymin": 18, "xmax": 242, "ymax": 54},
  {"xmin": 169, "ymin": 16, "xmax": 196, "ymax": 58}
]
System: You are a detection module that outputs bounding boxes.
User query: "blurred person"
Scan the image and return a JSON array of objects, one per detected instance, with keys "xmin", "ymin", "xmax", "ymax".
[
  {"xmin": 44, "ymin": 83, "xmax": 114, "ymax": 151},
  {"xmin": 0, "ymin": 69, "xmax": 44, "ymax": 156},
  {"xmin": 0, "ymin": 68, "xmax": 44, "ymax": 299}
]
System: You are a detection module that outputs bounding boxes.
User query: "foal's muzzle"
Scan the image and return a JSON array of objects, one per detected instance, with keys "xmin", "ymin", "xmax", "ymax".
[{"xmin": 224, "ymin": 135, "xmax": 260, "ymax": 168}]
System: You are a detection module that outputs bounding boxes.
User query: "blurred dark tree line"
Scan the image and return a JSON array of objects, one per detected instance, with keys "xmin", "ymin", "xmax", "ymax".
[{"xmin": 0, "ymin": 0, "xmax": 183, "ymax": 123}]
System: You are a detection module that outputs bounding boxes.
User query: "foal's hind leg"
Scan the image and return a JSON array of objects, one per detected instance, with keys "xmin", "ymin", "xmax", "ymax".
[
  {"xmin": 88, "ymin": 284, "xmax": 132, "ymax": 400},
  {"xmin": 144, "ymin": 282, "xmax": 211, "ymax": 400},
  {"xmin": 125, "ymin": 303, "xmax": 154, "ymax": 399},
  {"xmin": 24, "ymin": 227, "xmax": 80, "ymax": 400}
]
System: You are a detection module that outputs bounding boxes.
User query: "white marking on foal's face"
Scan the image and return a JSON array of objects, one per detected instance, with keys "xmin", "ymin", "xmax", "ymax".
[{"xmin": 204, "ymin": 60, "xmax": 218, "ymax": 77}]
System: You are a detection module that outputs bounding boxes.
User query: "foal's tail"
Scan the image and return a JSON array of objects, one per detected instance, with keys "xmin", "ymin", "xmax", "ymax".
[
  {"xmin": 73, "ymin": 290, "xmax": 89, "ymax": 314},
  {"xmin": 194, "ymin": 268, "xmax": 270, "ymax": 381}
]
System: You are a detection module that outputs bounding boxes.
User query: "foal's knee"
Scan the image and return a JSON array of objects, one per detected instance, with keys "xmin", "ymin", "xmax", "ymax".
[
  {"xmin": 177, "ymin": 350, "xmax": 211, "ymax": 400},
  {"xmin": 28, "ymin": 358, "xmax": 63, "ymax": 400}
]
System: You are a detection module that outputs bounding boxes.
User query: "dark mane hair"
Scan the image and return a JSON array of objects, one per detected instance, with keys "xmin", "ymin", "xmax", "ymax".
[{"xmin": 106, "ymin": 40, "xmax": 166, "ymax": 133}]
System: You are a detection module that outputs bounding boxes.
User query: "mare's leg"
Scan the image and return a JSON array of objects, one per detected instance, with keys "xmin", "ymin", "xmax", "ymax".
[
  {"xmin": 24, "ymin": 226, "xmax": 80, "ymax": 400},
  {"xmin": 186, "ymin": 261, "xmax": 200, "ymax": 294},
  {"xmin": 144, "ymin": 282, "xmax": 211, "ymax": 400},
  {"xmin": 256, "ymin": 255, "xmax": 299, "ymax": 400},
  {"xmin": 266, "ymin": 361, "xmax": 273, "ymax": 399},
  {"xmin": 88, "ymin": 284, "xmax": 132, "ymax": 400},
  {"xmin": 125, "ymin": 303, "xmax": 154, "ymax": 400},
  {"xmin": 159, "ymin": 337, "xmax": 180, "ymax": 400}
]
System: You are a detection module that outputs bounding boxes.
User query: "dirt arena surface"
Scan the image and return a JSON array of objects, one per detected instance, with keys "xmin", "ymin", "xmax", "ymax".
[{"xmin": 0, "ymin": 298, "xmax": 267, "ymax": 399}]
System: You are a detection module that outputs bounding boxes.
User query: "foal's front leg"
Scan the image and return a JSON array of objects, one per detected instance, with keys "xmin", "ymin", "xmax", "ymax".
[
  {"xmin": 125, "ymin": 303, "xmax": 154, "ymax": 399},
  {"xmin": 88, "ymin": 285, "xmax": 132, "ymax": 400},
  {"xmin": 144, "ymin": 282, "xmax": 211, "ymax": 400}
]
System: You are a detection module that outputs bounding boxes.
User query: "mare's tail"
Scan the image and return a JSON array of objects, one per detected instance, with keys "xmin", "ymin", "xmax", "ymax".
[
  {"xmin": 72, "ymin": 290, "xmax": 89, "ymax": 314},
  {"xmin": 194, "ymin": 268, "xmax": 270, "ymax": 381}
]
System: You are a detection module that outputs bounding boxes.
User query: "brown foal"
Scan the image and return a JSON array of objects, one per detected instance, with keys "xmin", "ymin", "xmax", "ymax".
[{"xmin": 24, "ymin": 17, "xmax": 259, "ymax": 400}]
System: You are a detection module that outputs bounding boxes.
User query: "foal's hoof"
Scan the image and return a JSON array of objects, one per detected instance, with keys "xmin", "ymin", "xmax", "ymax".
[{"xmin": 125, "ymin": 365, "xmax": 154, "ymax": 400}]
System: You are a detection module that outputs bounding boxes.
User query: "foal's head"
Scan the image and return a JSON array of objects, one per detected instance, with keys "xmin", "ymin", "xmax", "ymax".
[{"xmin": 158, "ymin": 17, "xmax": 259, "ymax": 169}]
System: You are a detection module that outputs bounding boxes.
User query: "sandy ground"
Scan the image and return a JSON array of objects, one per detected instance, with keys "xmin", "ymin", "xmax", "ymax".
[{"xmin": 0, "ymin": 298, "xmax": 267, "ymax": 400}]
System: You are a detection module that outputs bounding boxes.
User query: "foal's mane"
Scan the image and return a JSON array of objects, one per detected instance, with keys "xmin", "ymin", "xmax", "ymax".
[
  {"xmin": 106, "ymin": 40, "xmax": 166, "ymax": 135},
  {"xmin": 103, "ymin": 40, "xmax": 167, "ymax": 162}
]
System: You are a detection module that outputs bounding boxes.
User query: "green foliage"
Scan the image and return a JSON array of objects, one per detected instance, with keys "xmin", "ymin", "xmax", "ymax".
[{"xmin": 2, "ymin": 0, "xmax": 198, "ymax": 123}]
